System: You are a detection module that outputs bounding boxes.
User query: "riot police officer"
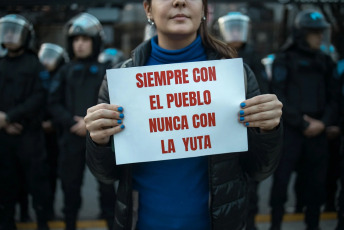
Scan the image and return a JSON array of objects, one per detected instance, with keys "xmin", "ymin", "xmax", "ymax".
[
  {"xmin": 336, "ymin": 65, "xmax": 344, "ymax": 230},
  {"xmin": 218, "ymin": 12, "xmax": 268, "ymax": 230},
  {"xmin": 0, "ymin": 14, "xmax": 51, "ymax": 230},
  {"xmin": 269, "ymin": 10, "xmax": 339, "ymax": 230},
  {"xmin": 39, "ymin": 43, "xmax": 69, "ymax": 75},
  {"xmin": 218, "ymin": 11, "xmax": 269, "ymax": 94},
  {"xmin": 48, "ymin": 13, "xmax": 115, "ymax": 230},
  {"xmin": 38, "ymin": 43, "xmax": 69, "ymax": 219}
]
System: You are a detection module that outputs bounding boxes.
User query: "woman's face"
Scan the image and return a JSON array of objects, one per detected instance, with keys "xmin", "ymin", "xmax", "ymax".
[{"xmin": 144, "ymin": 0, "xmax": 204, "ymax": 48}]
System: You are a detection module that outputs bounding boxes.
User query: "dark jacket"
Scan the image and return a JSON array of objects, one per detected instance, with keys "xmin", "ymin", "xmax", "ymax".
[
  {"xmin": 238, "ymin": 44, "xmax": 269, "ymax": 94},
  {"xmin": 86, "ymin": 39, "xmax": 283, "ymax": 230},
  {"xmin": 271, "ymin": 42, "xmax": 339, "ymax": 132},
  {"xmin": 49, "ymin": 58, "xmax": 107, "ymax": 129},
  {"xmin": 0, "ymin": 51, "xmax": 46, "ymax": 130}
]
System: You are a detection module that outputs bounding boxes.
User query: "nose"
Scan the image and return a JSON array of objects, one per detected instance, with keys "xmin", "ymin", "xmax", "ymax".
[{"xmin": 173, "ymin": 0, "xmax": 186, "ymax": 7}]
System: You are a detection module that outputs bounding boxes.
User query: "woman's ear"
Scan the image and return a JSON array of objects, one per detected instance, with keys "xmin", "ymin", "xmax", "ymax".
[{"xmin": 143, "ymin": 1, "xmax": 152, "ymax": 19}]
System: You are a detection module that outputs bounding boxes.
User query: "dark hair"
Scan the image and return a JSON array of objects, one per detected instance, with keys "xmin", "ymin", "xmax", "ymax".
[{"xmin": 144, "ymin": 0, "xmax": 237, "ymax": 58}]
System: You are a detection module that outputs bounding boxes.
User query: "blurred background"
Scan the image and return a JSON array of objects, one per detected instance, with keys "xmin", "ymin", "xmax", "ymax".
[
  {"xmin": 1, "ymin": 0, "xmax": 344, "ymax": 61},
  {"xmin": 2, "ymin": 0, "xmax": 344, "ymax": 229}
]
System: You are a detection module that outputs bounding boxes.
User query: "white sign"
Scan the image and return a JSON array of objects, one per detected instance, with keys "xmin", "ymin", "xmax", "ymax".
[{"xmin": 107, "ymin": 58, "xmax": 247, "ymax": 165}]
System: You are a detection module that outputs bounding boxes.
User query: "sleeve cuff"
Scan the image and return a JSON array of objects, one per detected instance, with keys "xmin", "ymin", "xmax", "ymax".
[{"xmin": 86, "ymin": 133, "xmax": 113, "ymax": 159}]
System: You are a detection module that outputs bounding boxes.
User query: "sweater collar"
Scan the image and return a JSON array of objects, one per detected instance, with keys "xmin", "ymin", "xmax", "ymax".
[
  {"xmin": 148, "ymin": 35, "xmax": 207, "ymax": 64},
  {"xmin": 130, "ymin": 37, "xmax": 220, "ymax": 67}
]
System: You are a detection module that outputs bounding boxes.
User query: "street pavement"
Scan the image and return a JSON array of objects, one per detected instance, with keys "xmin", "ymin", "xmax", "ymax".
[{"xmin": 17, "ymin": 167, "xmax": 338, "ymax": 230}]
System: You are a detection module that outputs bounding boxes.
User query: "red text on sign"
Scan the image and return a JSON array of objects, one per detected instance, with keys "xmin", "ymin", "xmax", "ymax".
[
  {"xmin": 193, "ymin": 66, "xmax": 216, "ymax": 83},
  {"xmin": 149, "ymin": 95, "xmax": 164, "ymax": 110},
  {"xmin": 166, "ymin": 90, "xmax": 211, "ymax": 108},
  {"xmin": 161, "ymin": 139, "xmax": 176, "ymax": 154},
  {"xmin": 182, "ymin": 135, "xmax": 212, "ymax": 151},
  {"xmin": 149, "ymin": 115, "xmax": 189, "ymax": 133},
  {"xmin": 192, "ymin": 113, "xmax": 216, "ymax": 128},
  {"xmin": 136, "ymin": 69, "xmax": 189, "ymax": 88}
]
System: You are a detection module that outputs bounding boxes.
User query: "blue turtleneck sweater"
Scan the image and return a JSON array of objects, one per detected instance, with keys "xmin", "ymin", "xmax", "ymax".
[{"xmin": 132, "ymin": 35, "xmax": 210, "ymax": 230}]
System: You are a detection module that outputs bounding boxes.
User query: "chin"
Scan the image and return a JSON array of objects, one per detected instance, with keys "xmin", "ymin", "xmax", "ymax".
[
  {"xmin": 170, "ymin": 28, "xmax": 197, "ymax": 36},
  {"xmin": 75, "ymin": 53, "xmax": 86, "ymax": 58}
]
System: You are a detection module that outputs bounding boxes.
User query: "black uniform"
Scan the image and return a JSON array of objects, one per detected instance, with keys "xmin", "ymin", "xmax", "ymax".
[
  {"xmin": 336, "ymin": 59, "xmax": 344, "ymax": 229},
  {"xmin": 237, "ymin": 44, "xmax": 268, "ymax": 230},
  {"xmin": 49, "ymin": 57, "xmax": 116, "ymax": 227},
  {"xmin": 43, "ymin": 67, "xmax": 62, "ymax": 219},
  {"xmin": 338, "ymin": 150, "xmax": 344, "ymax": 229},
  {"xmin": 0, "ymin": 51, "xmax": 51, "ymax": 230},
  {"xmin": 239, "ymin": 44, "xmax": 270, "ymax": 94},
  {"xmin": 269, "ymin": 41, "xmax": 339, "ymax": 229}
]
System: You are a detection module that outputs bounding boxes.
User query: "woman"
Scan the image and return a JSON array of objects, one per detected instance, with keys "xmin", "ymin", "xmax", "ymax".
[{"xmin": 85, "ymin": 0, "xmax": 283, "ymax": 229}]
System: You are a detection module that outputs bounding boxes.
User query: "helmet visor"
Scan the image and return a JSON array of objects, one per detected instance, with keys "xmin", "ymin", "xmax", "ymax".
[
  {"xmin": 39, "ymin": 48, "xmax": 63, "ymax": 69},
  {"xmin": 0, "ymin": 22, "xmax": 27, "ymax": 46},
  {"xmin": 67, "ymin": 13, "xmax": 102, "ymax": 37},
  {"xmin": 218, "ymin": 18, "xmax": 249, "ymax": 43}
]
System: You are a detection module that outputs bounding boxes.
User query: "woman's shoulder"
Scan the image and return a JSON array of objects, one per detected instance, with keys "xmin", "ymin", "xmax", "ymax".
[{"xmin": 129, "ymin": 39, "xmax": 153, "ymax": 67}]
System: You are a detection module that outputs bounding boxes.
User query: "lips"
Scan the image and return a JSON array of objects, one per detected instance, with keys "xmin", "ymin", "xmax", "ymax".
[{"xmin": 172, "ymin": 14, "xmax": 189, "ymax": 19}]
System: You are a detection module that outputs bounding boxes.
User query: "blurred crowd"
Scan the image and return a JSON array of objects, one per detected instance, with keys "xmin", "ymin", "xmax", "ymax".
[{"xmin": 0, "ymin": 3, "xmax": 344, "ymax": 230}]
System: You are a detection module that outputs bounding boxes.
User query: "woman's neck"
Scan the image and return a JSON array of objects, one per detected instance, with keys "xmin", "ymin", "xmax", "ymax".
[{"xmin": 157, "ymin": 32, "xmax": 198, "ymax": 50}]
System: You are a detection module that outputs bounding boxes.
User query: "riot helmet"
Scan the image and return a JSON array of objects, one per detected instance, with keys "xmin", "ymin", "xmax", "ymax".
[
  {"xmin": 0, "ymin": 14, "xmax": 34, "ymax": 51},
  {"xmin": 98, "ymin": 48, "xmax": 125, "ymax": 67},
  {"xmin": 294, "ymin": 10, "xmax": 329, "ymax": 31},
  {"xmin": 293, "ymin": 10, "xmax": 330, "ymax": 50},
  {"xmin": 38, "ymin": 43, "xmax": 69, "ymax": 72},
  {"xmin": 218, "ymin": 12, "xmax": 250, "ymax": 44},
  {"xmin": 65, "ymin": 13, "xmax": 104, "ymax": 59}
]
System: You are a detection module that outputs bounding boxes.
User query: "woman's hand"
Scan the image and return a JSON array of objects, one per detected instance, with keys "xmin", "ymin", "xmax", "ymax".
[
  {"xmin": 238, "ymin": 94, "xmax": 282, "ymax": 132},
  {"xmin": 84, "ymin": 103, "xmax": 125, "ymax": 145}
]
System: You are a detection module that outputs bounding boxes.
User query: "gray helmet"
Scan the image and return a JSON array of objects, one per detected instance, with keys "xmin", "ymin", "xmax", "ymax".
[
  {"xmin": 98, "ymin": 48, "xmax": 125, "ymax": 67},
  {"xmin": 294, "ymin": 10, "xmax": 329, "ymax": 30},
  {"xmin": 0, "ymin": 14, "xmax": 34, "ymax": 50},
  {"xmin": 218, "ymin": 12, "xmax": 250, "ymax": 43},
  {"xmin": 38, "ymin": 43, "xmax": 69, "ymax": 71},
  {"xmin": 65, "ymin": 13, "xmax": 104, "ymax": 58},
  {"xmin": 66, "ymin": 13, "xmax": 104, "ymax": 38}
]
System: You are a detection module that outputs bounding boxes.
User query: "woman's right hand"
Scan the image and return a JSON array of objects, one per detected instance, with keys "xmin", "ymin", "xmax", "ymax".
[{"xmin": 84, "ymin": 103, "xmax": 125, "ymax": 145}]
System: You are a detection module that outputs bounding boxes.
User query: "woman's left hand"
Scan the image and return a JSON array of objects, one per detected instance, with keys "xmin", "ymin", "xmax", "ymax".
[{"xmin": 238, "ymin": 94, "xmax": 282, "ymax": 131}]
